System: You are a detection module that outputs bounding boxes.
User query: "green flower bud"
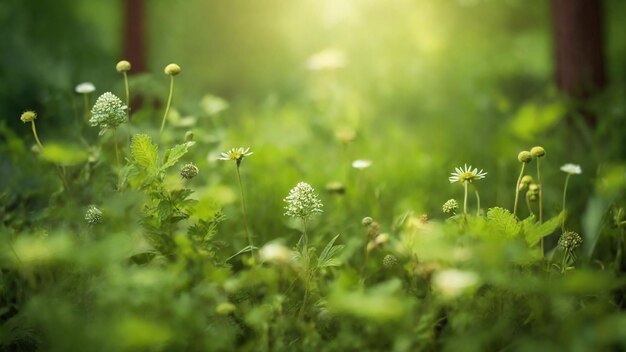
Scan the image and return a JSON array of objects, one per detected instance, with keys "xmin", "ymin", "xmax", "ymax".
[
  {"xmin": 530, "ymin": 146, "xmax": 545, "ymax": 158},
  {"xmin": 164, "ymin": 63, "xmax": 182, "ymax": 76},
  {"xmin": 518, "ymin": 151, "xmax": 532, "ymax": 163},
  {"xmin": 382, "ymin": 254, "xmax": 398, "ymax": 268},
  {"xmin": 180, "ymin": 163, "xmax": 199, "ymax": 179},
  {"xmin": 362, "ymin": 216, "xmax": 374, "ymax": 226},
  {"xmin": 85, "ymin": 205, "xmax": 103, "ymax": 225},
  {"xmin": 116, "ymin": 60, "xmax": 131, "ymax": 72},
  {"xmin": 20, "ymin": 111, "xmax": 37, "ymax": 123},
  {"xmin": 521, "ymin": 175, "xmax": 534, "ymax": 185},
  {"xmin": 184, "ymin": 130, "xmax": 194, "ymax": 141}
]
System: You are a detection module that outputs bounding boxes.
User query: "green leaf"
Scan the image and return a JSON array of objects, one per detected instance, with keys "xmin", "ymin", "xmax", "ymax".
[
  {"xmin": 486, "ymin": 207, "xmax": 521, "ymax": 239},
  {"xmin": 40, "ymin": 142, "xmax": 88, "ymax": 166},
  {"xmin": 161, "ymin": 141, "xmax": 195, "ymax": 171},
  {"xmin": 131, "ymin": 134, "xmax": 159, "ymax": 173},
  {"xmin": 524, "ymin": 212, "xmax": 564, "ymax": 246},
  {"xmin": 317, "ymin": 234, "xmax": 345, "ymax": 269}
]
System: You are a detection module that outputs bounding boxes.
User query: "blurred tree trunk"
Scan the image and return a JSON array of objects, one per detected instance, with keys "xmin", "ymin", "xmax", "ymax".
[
  {"xmin": 551, "ymin": 0, "xmax": 606, "ymax": 126},
  {"xmin": 122, "ymin": 0, "xmax": 146, "ymax": 73}
]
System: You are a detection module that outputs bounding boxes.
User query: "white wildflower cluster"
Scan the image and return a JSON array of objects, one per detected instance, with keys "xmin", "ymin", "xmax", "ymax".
[
  {"xmin": 284, "ymin": 182, "xmax": 323, "ymax": 220},
  {"xmin": 558, "ymin": 231, "xmax": 583, "ymax": 252},
  {"xmin": 442, "ymin": 199, "xmax": 458, "ymax": 214},
  {"xmin": 90, "ymin": 92, "xmax": 127, "ymax": 132}
]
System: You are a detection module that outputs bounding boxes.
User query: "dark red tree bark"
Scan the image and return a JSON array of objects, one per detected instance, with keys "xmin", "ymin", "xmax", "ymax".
[
  {"xmin": 551, "ymin": 0, "xmax": 606, "ymax": 125},
  {"xmin": 122, "ymin": 0, "xmax": 146, "ymax": 73}
]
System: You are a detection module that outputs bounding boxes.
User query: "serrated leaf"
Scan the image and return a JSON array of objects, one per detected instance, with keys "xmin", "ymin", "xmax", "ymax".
[
  {"xmin": 524, "ymin": 212, "xmax": 564, "ymax": 246},
  {"xmin": 317, "ymin": 234, "xmax": 345, "ymax": 269},
  {"xmin": 486, "ymin": 207, "xmax": 521, "ymax": 238},
  {"xmin": 161, "ymin": 141, "xmax": 195, "ymax": 171},
  {"xmin": 131, "ymin": 134, "xmax": 159, "ymax": 173}
]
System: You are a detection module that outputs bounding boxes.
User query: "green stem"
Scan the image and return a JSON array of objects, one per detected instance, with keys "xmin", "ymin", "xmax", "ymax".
[
  {"xmin": 562, "ymin": 174, "xmax": 571, "ymax": 233},
  {"xmin": 160, "ymin": 75, "xmax": 175, "ymax": 136},
  {"xmin": 463, "ymin": 181, "xmax": 469, "ymax": 222},
  {"xmin": 298, "ymin": 217, "xmax": 310, "ymax": 320},
  {"xmin": 474, "ymin": 187, "xmax": 481, "ymax": 216},
  {"xmin": 113, "ymin": 129, "xmax": 120, "ymax": 167},
  {"xmin": 83, "ymin": 94, "xmax": 90, "ymax": 123},
  {"xmin": 525, "ymin": 193, "xmax": 534, "ymax": 216},
  {"xmin": 31, "ymin": 121, "xmax": 44, "ymax": 151},
  {"xmin": 123, "ymin": 72, "xmax": 130, "ymax": 121},
  {"xmin": 536, "ymin": 159, "xmax": 543, "ymax": 223},
  {"xmin": 235, "ymin": 164, "xmax": 253, "ymax": 253},
  {"xmin": 561, "ymin": 252, "xmax": 569, "ymax": 274},
  {"xmin": 513, "ymin": 163, "xmax": 526, "ymax": 217}
]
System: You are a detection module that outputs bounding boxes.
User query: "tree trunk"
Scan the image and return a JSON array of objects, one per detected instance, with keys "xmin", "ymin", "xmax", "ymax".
[
  {"xmin": 551, "ymin": 0, "xmax": 606, "ymax": 126},
  {"xmin": 122, "ymin": 0, "xmax": 146, "ymax": 73}
]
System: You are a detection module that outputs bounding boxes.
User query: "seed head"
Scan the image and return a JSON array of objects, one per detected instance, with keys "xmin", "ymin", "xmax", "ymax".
[
  {"xmin": 518, "ymin": 151, "xmax": 532, "ymax": 163},
  {"xmin": 442, "ymin": 199, "xmax": 458, "ymax": 214},
  {"xmin": 116, "ymin": 60, "xmax": 131, "ymax": 73},
  {"xmin": 558, "ymin": 231, "xmax": 583, "ymax": 252},
  {"xmin": 180, "ymin": 163, "xmax": 199, "ymax": 179},
  {"xmin": 164, "ymin": 63, "xmax": 182, "ymax": 76},
  {"xmin": 530, "ymin": 146, "xmax": 545, "ymax": 158},
  {"xmin": 382, "ymin": 254, "xmax": 398, "ymax": 268},
  {"xmin": 20, "ymin": 111, "xmax": 37, "ymax": 123},
  {"xmin": 283, "ymin": 182, "xmax": 323, "ymax": 220},
  {"xmin": 85, "ymin": 205, "xmax": 103, "ymax": 225},
  {"xmin": 90, "ymin": 92, "xmax": 127, "ymax": 132}
]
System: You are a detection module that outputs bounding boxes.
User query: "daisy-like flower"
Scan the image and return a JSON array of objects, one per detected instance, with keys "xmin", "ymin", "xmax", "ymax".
[
  {"xmin": 90, "ymin": 92, "xmax": 127, "ymax": 133},
  {"xmin": 449, "ymin": 164, "xmax": 487, "ymax": 183},
  {"xmin": 560, "ymin": 163, "xmax": 582, "ymax": 175},
  {"xmin": 218, "ymin": 147, "xmax": 253, "ymax": 165},
  {"xmin": 75, "ymin": 82, "xmax": 96, "ymax": 94},
  {"xmin": 284, "ymin": 182, "xmax": 323, "ymax": 220},
  {"xmin": 352, "ymin": 159, "xmax": 372, "ymax": 170}
]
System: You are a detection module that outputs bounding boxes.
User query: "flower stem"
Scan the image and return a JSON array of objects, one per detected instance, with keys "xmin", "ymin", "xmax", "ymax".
[
  {"xmin": 513, "ymin": 163, "xmax": 526, "ymax": 217},
  {"xmin": 83, "ymin": 94, "xmax": 90, "ymax": 123},
  {"xmin": 298, "ymin": 217, "xmax": 310, "ymax": 320},
  {"xmin": 463, "ymin": 181, "xmax": 469, "ymax": 218},
  {"xmin": 562, "ymin": 174, "xmax": 571, "ymax": 233},
  {"xmin": 31, "ymin": 121, "xmax": 44, "ymax": 151},
  {"xmin": 525, "ymin": 193, "xmax": 534, "ymax": 216},
  {"xmin": 536, "ymin": 158, "xmax": 544, "ymax": 256},
  {"xmin": 113, "ymin": 129, "xmax": 120, "ymax": 167},
  {"xmin": 123, "ymin": 72, "xmax": 131, "ymax": 121},
  {"xmin": 235, "ymin": 164, "xmax": 253, "ymax": 253},
  {"xmin": 474, "ymin": 187, "xmax": 481, "ymax": 216},
  {"xmin": 160, "ymin": 75, "xmax": 175, "ymax": 136}
]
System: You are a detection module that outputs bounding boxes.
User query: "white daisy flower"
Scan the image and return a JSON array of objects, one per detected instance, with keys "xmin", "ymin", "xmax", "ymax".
[
  {"xmin": 352, "ymin": 159, "xmax": 372, "ymax": 170},
  {"xmin": 449, "ymin": 164, "xmax": 487, "ymax": 183},
  {"xmin": 75, "ymin": 82, "xmax": 96, "ymax": 94},
  {"xmin": 218, "ymin": 147, "xmax": 253, "ymax": 163},
  {"xmin": 560, "ymin": 163, "xmax": 582, "ymax": 175}
]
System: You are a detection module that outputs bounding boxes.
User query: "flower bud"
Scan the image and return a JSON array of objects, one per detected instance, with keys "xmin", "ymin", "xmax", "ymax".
[
  {"xmin": 521, "ymin": 175, "xmax": 533, "ymax": 185},
  {"xmin": 361, "ymin": 217, "xmax": 374, "ymax": 226},
  {"xmin": 20, "ymin": 111, "xmax": 36, "ymax": 123},
  {"xmin": 518, "ymin": 151, "xmax": 532, "ymax": 163},
  {"xmin": 184, "ymin": 130, "xmax": 194, "ymax": 141},
  {"xmin": 164, "ymin": 63, "xmax": 182, "ymax": 76},
  {"xmin": 116, "ymin": 60, "xmax": 131, "ymax": 72},
  {"xmin": 180, "ymin": 163, "xmax": 199, "ymax": 179},
  {"xmin": 530, "ymin": 146, "xmax": 545, "ymax": 158},
  {"xmin": 382, "ymin": 254, "xmax": 398, "ymax": 268}
]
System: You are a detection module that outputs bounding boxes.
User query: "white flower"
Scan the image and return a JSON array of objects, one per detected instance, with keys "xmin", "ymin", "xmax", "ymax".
[
  {"xmin": 218, "ymin": 147, "xmax": 253, "ymax": 163},
  {"xmin": 560, "ymin": 163, "xmax": 582, "ymax": 175},
  {"xmin": 75, "ymin": 82, "xmax": 96, "ymax": 94},
  {"xmin": 284, "ymin": 182, "xmax": 323, "ymax": 220},
  {"xmin": 352, "ymin": 159, "xmax": 372, "ymax": 170},
  {"xmin": 90, "ymin": 92, "xmax": 127, "ymax": 132},
  {"xmin": 449, "ymin": 164, "xmax": 487, "ymax": 183},
  {"xmin": 306, "ymin": 48, "xmax": 347, "ymax": 71},
  {"xmin": 432, "ymin": 269, "xmax": 480, "ymax": 299},
  {"xmin": 259, "ymin": 243, "xmax": 294, "ymax": 264}
]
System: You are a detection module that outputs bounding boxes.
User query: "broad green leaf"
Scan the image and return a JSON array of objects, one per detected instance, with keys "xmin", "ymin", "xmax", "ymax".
[
  {"xmin": 40, "ymin": 142, "xmax": 88, "ymax": 166},
  {"xmin": 161, "ymin": 141, "xmax": 195, "ymax": 171},
  {"xmin": 524, "ymin": 211, "xmax": 563, "ymax": 246},
  {"xmin": 486, "ymin": 207, "xmax": 521, "ymax": 239},
  {"xmin": 131, "ymin": 134, "xmax": 159, "ymax": 173}
]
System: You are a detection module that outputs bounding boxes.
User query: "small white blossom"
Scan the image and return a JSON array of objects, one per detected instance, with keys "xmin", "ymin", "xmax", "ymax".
[
  {"xmin": 90, "ymin": 92, "xmax": 126, "ymax": 132},
  {"xmin": 75, "ymin": 82, "xmax": 96, "ymax": 94},
  {"xmin": 449, "ymin": 164, "xmax": 487, "ymax": 183},
  {"xmin": 284, "ymin": 182, "xmax": 323, "ymax": 220},
  {"xmin": 560, "ymin": 163, "xmax": 582, "ymax": 175},
  {"xmin": 432, "ymin": 269, "xmax": 480, "ymax": 299},
  {"xmin": 259, "ymin": 243, "xmax": 294, "ymax": 264},
  {"xmin": 85, "ymin": 205, "xmax": 103, "ymax": 225},
  {"xmin": 218, "ymin": 147, "xmax": 253, "ymax": 164},
  {"xmin": 352, "ymin": 159, "xmax": 372, "ymax": 170}
]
